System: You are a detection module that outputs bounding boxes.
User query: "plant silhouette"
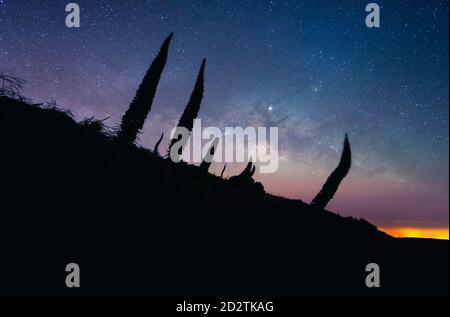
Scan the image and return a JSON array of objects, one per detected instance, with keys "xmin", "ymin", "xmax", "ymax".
[
  {"xmin": 199, "ymin": 137, "xmax": 219, "ymax": 172},
  {"xmin": 311, "ymin": 134, "xmax": 351, "ymax": 209},
  {"xmin": 230, "ymin": 161, "xmax": 256, "ymax": 182},
  {"xmin": 220, "ymin": 164, "xmax": 227, "ymax": 178},
  {"xmin": 168, "ymin": 58, "xmax": 206, "ymax": 160},
  {"xmin": 117, "ymin": 33, "xmax": 173, "ymax": 145},
  {"xmin": 153, "ymin": 132, "xmax": 164, "ymax": 154},
  {"xmin": 0, "ymin": 74, "xmax": 25, "ymax": 99}
]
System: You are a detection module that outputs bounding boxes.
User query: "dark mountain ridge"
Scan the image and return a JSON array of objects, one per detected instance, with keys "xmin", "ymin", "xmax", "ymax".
[{"xmin": 0, "ymin": 34, "xmax": 447, "ymax": 296}]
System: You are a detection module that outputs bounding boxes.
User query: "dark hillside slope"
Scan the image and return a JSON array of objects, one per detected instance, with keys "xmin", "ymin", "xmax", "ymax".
[{"xmin": 0, "ymin": 95, "xmax": 447, "ymax": 296}]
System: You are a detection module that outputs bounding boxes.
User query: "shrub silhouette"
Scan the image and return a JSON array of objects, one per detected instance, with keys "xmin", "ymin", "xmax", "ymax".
[
  {"xmin": 117, "ymin": 33, "xmax": 173, "ymax": 144},
  {"xmin": 168, "ymin": 58, "xmax": 206, "ymax": 160},
  {"xmin": 311, "ymin": 134, "xmax": 351, "ymax": 209},
  {"xmin": 0, "ymin": 74, "xmax": 25, "ymax": 99}
]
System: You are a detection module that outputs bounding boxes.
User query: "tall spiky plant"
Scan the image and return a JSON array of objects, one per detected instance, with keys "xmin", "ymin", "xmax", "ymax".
[
  {"xmin": 168, "ymin": 59, "xmax": 206, "ymax": 159},
  {"xmin": 199, "ymin": 137, "xmax": 219, "ymax": 172},
  {"xmin": 310, "ymin": 134, "xmax": 351, "ymax": 209},
  {"xmin": 117, "ymin": 33, "xmax": 173, "ymax": 144}
]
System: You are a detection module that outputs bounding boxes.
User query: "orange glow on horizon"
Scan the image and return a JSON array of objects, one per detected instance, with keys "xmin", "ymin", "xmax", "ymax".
[{"xmin": 381, "ymin": 227, "xmax": 449, "ymax": 240}]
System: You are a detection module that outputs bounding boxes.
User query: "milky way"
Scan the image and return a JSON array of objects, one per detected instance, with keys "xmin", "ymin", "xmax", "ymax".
[{"xmin": 0, "ymin": 0, "xmax": 448, "ymax": 232}]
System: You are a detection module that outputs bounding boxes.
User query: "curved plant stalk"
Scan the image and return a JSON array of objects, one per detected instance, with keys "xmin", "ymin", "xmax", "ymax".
[
  {"xmin": 199, "ymin": 137, "xmax": 219, "ymax": 172},
  {"xmin": 249, "ymin": 164, "xmax": 256, "ymax": 178},
  {"xmin": 310, "ymin": 134, "xmax": 351, "ymax": 209},
  {"xmin": 239, "ymin": 161, "xmax": 253, "ymax": 178},
  {"xmin": 220, "ymin": 164, "xmax": 227, "ymax": 178},
  {"xmin": 153, "ymin": 132, "xmax": 164, "ymax": 154},
  {"xmin": 229, "ymin": 161, "xmax": 254, "ymax": 181}
]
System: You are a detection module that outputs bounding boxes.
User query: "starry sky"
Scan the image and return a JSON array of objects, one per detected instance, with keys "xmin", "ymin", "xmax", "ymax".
[{"xmin": 0, "ymin": 0, "xmax": 448, "ymax": 237}]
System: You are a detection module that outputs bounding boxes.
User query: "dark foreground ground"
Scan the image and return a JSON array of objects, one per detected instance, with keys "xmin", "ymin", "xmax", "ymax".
[{"xmin": 0, "ymin": 96, "xmax": 448, "ymax": 296}]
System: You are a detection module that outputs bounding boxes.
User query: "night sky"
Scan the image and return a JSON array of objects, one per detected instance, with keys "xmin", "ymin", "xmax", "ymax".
[{"xmin": 0, "ymin": 0, "xmax": 448, "ymax": 237}]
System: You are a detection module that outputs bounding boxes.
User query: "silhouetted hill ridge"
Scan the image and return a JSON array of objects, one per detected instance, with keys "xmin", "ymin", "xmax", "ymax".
[
  {"xmin": 1, "ymin": 95, "xmax": 448, "ymax": 296},
  {"xmin": 0, "ymin": 95, "xmax": 384, "ymax": 234}
]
